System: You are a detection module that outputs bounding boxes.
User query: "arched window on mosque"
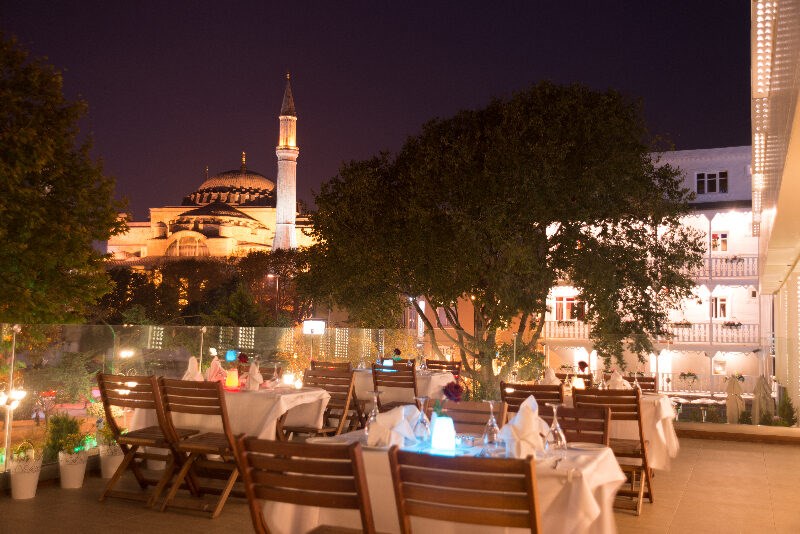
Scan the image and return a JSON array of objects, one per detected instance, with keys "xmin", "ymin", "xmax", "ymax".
[{"xmin": 165, "ymin": 236, "xmax": 210, "ymax": 257}]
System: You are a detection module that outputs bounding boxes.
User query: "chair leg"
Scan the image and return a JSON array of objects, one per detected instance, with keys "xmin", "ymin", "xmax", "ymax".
[
  {"xmin": 99, "ymin": 446, "xmax": 139, "ymax": 502},
  {"xmin": 161, "ymin": 452, "xmax": 198, "ymax": 512},
  {"xmin": 644, "ymin": 462, "xmax": 655, "ymax": 503},
  {"xmin": 208, "ymin": 467, "xmax": 239, "ymax": 519},
  {"xmin": 147, "ymin": 453, "xmax": 176, "ymax": 508}
]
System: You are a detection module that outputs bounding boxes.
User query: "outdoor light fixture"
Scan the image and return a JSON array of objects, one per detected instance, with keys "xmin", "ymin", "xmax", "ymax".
[
  {"xmin": 302, "ymin": 319, "xmax": 326, "ymax": 361},
  {"xmin": 119, "ymin": 348, "xmax": 135, "ymax": 359}
]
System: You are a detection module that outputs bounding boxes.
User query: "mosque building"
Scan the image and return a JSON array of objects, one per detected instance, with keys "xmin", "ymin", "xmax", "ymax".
[{"xmin": 106, "ymin": 74, "xmax": 312, "ymax": 264}]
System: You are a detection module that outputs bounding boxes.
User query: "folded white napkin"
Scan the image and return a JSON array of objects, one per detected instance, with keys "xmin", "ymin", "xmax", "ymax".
[
  {"xmin": 608, "ymin": 370, "xmax": 632, "ymax": 390},
  {"xmin": 205, "ymin": 356, "xmax": 227, "ymax": 383},
  {"xmin": 540, "ymin": 367, "xmax": 561, "ymax": 386},
  {"xmin": 182, "ymin": 356, "xmax": 204, "ymax": 381},
  {"xmin": 366, "ymin": 404, "xmax": 419, "ymax": 447},
  {"xmin": 499, "ymin": 396, "xmax": 549, "ymax": 458},
  {"xmin": 245, "ymin": 361, "xmax": 264, "ymax": 391}
]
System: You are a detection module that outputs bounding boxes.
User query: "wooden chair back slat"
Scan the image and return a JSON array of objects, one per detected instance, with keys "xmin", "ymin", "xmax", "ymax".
[
  {"xmin": 389, "ymin": 447, "xmax": 541, "ymax": 533},
  {"xmin": 294, "ymin": 368, "xmax": 356, "ymax": 435},
  {"xmin": 424, "ymin": 359, "xmax": 461, "ymax": 375},
  {"xmin": 97, "ymin": 373, "xmax": 159, "ymax": 440},
  {"xmin": 237, "ymin": 437, "xmax": 376, "ymax": 534},
  {"xmin": 310, "ymin": 360, "xmax": 353, "ymax": 371},
  {"xmin": 537, "ymin": 405, "xmax": 610, "ymax": 446},
  {"xmin": 500, "ymin": 382, "xmax": 563, "ymax": 417},
  {"xmin": 622, "ymin": 376, "xmax": 657, "ymax": 391},
  {"xmin": 372, "ymin": 363, "xmax": 417, "ymax": 411}
]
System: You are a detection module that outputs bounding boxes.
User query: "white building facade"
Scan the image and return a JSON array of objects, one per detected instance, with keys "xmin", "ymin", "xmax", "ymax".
[{"xmin": 542, "ymin": 146, "xmax": 770, "ymax": 393}]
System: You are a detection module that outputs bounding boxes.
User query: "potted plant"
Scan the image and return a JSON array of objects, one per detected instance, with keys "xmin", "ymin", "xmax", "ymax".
[
  {"xmin": 44, "ymin": 412, "xmax": 89, "ymax": 489},
  {"xmin": 8, "ymin": 441, "xmax": 43, "ymax": 500},
  {"xmin": 96, "ymin": 422, "xmax": 124, "ymax": 479}
]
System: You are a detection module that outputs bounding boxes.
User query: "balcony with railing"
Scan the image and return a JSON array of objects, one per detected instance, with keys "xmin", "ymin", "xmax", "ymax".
[
  {"xmin": 542, "ymin": 319, "xmax": 759, "ymax": 346},
  {"xmin": 684, "ymin": 254, "xmax": 758, "ymax": 279},
  {"xmin": 543, "ymin": 320, "xmax": 590, "ymax": 339}
]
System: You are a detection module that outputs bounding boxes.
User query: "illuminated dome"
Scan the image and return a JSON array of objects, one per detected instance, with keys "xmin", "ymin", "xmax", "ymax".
[
  {"xmin": 182, "ymin": 152, "xmax": 276, "ymax": 207},
  {"xmin": 197, "ymin": 169, "xmax": 275, "ymax": 191}
]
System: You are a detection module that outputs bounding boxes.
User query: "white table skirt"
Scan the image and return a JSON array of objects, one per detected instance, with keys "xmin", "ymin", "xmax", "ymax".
[
  {"xmin": 130, "ymin": 386, "xmax": 330, "ymax": 440},
  {"xmin": 353, "ymin": 369, "xmax": 456, "ymax": 405},
  {"xmin": 263, "ymin": 437, "xmax": 624, "ymax": 534},
  {"xmin": 566, "ymin": 392, "xmax": 679, "ymax": 470}
]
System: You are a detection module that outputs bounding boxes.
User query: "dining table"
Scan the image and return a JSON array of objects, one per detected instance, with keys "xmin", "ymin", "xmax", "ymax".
[
  {"xmin": 129, "ymin": 384, "xmax": 331, "ymax": 440},
  {"xmin": 263, "ymin": 430, "xmax": 626, "ymax": 534}
]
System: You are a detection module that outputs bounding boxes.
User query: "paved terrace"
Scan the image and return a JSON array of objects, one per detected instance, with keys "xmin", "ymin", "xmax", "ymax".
[{"xmin": 0, "ymin": 438, "xmax": 798, "ymax": 534}]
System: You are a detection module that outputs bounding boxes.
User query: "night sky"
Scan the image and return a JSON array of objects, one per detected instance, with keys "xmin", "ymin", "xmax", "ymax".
[{"xmin": 2, "ymin": 1, "xmax": 751, "ymax": 220}]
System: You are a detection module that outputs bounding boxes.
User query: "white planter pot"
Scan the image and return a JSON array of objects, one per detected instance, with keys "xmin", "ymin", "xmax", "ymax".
[
  {"xmin": 58, "ymin": 451, "xmax": 88, "ymax": 489},
  {"xmin": 9, "ymin": 458, "xmax": 43, "ymax": 500},
  {"xmin": 99, "ymin": 444, "xmax": 124, "ymax": 479}
]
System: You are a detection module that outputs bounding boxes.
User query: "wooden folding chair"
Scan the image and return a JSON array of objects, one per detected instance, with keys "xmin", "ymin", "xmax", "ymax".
[
  {"xmin": 500, "ymin": 382, "xmax": 564, "ymax": 418},
  {"xmin": 555, "ymin": 372, "xmax": 594, "ymax": 388},
  {"xmin": 237, "ymin": 437, "xmax": 376, "ymax": 534},
  {"xmin": 573, "ymin": 388, "xmax": 652, "ymax": 514},
  {"xmin": 280, "ymin": 367, "xmax": 356, "ymax": 438},
  {"xmin": 96, "ymin": 373, "xmax": 198, "ymax": 507},
  {"xmin": 389, "ymin": 446, "xmax": 542, "ymax": 533},
  {"xmin": 537, "ymin": 405, "xmax": 610, "ymax": 445},
  {"xmin": 310, "ymin": 360, "xmax": 353, "ymax": 371},
  {"xmin": 372, "ymin": 363, "xmax": 418, "ymax": 412},
  {"xmin": 157, "ymin": 378, "xmax": 241, "ymax": 518},
  {"xmin": 623, "ymin": 375, "xmax": 657, "ymax": 392},
  {"xmin": 427, "ymin": 400, "xmax": 506, "ymax": 435},
  {"xmin": 424, "ymin": 359, "xmax": 461, "ymax": 376}
]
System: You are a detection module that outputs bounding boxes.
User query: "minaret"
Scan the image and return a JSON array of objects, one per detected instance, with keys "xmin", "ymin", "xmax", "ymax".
[{"xmin": 273, "ymin": 72, "xmax": 299, "ymax": 249}]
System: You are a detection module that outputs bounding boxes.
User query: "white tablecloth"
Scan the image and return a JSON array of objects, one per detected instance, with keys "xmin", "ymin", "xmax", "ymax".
[
  {"xmin": 353, "ymin": 369, "xmax": 455, "ymax": 405},
  {"xmin": 263, "ymin": 434, "xmax": 624, "ymax": 534},
  {"xmin": 567, "ymin": 392, "xmax": 679, "ymax": 470},
  {"xmin": 130, "ymin": 386, "xmax": 330, "ymax": 440}
]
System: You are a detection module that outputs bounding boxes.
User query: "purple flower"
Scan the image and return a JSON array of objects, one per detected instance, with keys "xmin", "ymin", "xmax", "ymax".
[{"xmin": 443, "ymin": 381, "xmax": 464, "ymax": 402}]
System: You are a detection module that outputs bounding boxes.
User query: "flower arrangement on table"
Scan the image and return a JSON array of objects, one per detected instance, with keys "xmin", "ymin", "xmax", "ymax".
[
  {"xmin": 729, "ymin": 372, "xmax": 745, "ymax": 383},
  {"xmin": 391, "ymin": 348, "xmax": 403, "ymax": 361},
  {"xmin": 432, "ymin": 380, "xmax": 464, "ymax": 417}
]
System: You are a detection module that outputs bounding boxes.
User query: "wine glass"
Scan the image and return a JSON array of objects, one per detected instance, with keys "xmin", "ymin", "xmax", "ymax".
[
  {"xmin": 544, "ymin": 402, "xmax": 568, "ymax": 461},
  {"xmin": 413, "ymin": 396, "xmax": 431, "ymax": 443},
  {"xmin": 482, "ymin": 400, "xmax": 503, "ymax": 456},
  {"xmin": 364, "ymin": 390, "xmax": 383, "ymax": 437},
  {"xmin": 418, "ymin": 356, "xmax": 428, "ymax": 373}
]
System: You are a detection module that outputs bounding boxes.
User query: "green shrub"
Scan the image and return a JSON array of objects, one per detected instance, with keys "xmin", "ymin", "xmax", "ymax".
[
  {"xmin": 777, "ymin": 391, "xmax": 798, "ymax": 427},
  {"xmin": 43, "ymin": 412, "xmax": 81, "ymax": 461},
  {"xmin": 738, "ymin": 411, "xmax": 753, "ymax": 425}
]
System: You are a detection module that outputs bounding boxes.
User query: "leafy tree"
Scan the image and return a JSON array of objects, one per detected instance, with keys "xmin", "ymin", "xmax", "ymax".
[
  {"xmin": 0, "ymin": 34, "xmax": 125, "ymax": 323},
  {"xmin": 239, "ymin": 249, "xmax": 313, "ymax": 325},
  {"xmin": 302, "ymin": 82, "xmax": 705, "ymax": 396}
]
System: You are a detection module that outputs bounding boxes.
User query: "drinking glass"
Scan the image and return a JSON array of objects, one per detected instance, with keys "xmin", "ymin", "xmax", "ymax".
[
  {"xmin": 413, "ymin": 396, "xmax": 431, "ymax": 443},
  {"xmin": 482, "ymin": 400, "xmax": 503, "ymax": 456},
  {"xmin": 364, "ymin": 390, "xmax": 383, "ymax": 437},
  {"xmin": 544, "ymin": 402, "xmax": 568, "ymax": 460},
  {"xmin": 418, "ymin": 356, "xmax": 428, "ymax": 373}
]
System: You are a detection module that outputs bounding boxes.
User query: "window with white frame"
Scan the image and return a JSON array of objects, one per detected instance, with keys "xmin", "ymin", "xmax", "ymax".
[
  {"xmin": 712, "ymin": 297, "xmax": 728, "ymax": 318},
  {"xmin": 696, "ymin": 171, "xmax": 729, "ymax": 194},
  {"xmin": 554, "ymin": 296, "xmax": 586, "ymax": 321},
  {"xmin": 711, "ymin": 232, "xmax": 728, "ymax": 252}
]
